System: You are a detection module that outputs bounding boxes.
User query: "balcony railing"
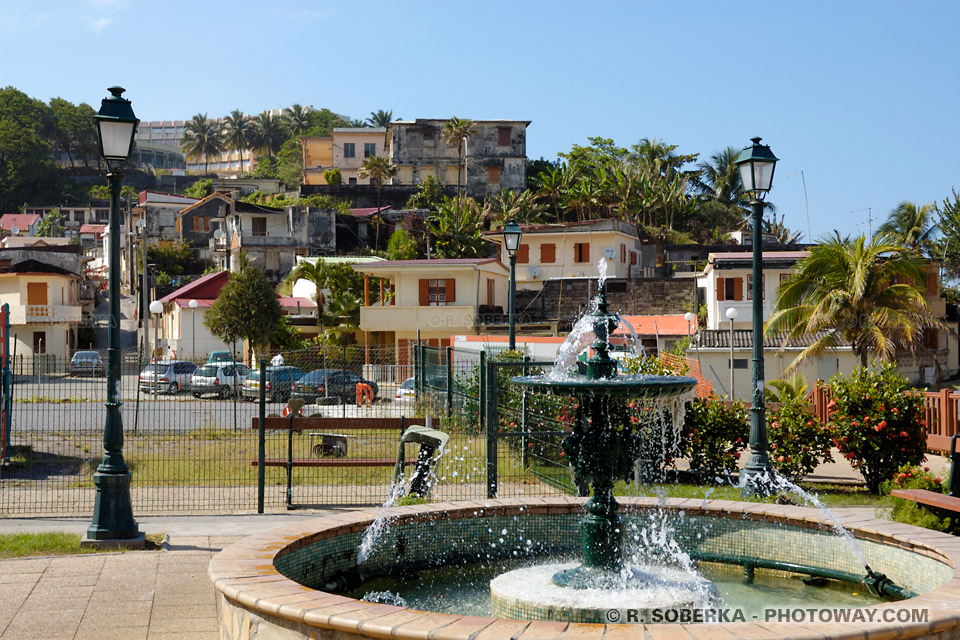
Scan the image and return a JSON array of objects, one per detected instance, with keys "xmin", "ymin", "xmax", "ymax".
[{"xmin": 8, "ymin": 304, "xmax": 82, "ymax": 324}]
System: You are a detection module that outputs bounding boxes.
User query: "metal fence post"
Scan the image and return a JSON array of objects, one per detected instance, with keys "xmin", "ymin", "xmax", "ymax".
[
  {"xmin": 521, "ymin": 355, "xmax": 530, "ymax": 468},
  {"xmin": 257, "ymin": 358, "xmax": 266, "ymax": 514},
  {"xmin": 485, "ymin": 359, "xmax": 498, "ymax": 499},
  {"xmin": 478, "ymin": 350, "xmax": 486, "ymax": 430},
  {"xmin": 445, "ymin": 346, "xmax": 453, "ymax": 418}
]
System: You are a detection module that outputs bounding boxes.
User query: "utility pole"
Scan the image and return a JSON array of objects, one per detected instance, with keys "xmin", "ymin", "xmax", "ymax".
[{"xmin": 852, "ymin": 208, "xmax": 873, "ymax": 236}]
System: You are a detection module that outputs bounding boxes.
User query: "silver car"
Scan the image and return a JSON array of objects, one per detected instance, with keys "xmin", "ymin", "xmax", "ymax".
[
  {"xmin": 190, "ymin": 362, "xmax": 250, "ymax": 399},
  {"xmin": 138, "ymin": 360, "xmax": 197, "ymax": 394}
]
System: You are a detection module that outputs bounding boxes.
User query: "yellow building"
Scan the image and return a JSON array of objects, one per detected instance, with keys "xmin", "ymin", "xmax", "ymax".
[
  {"xmin": 301, "ymin": 128, "xmax": 387, "ymax": 186},
  {"xmin": 0, "ymin": 258, "xmax": 82, "ymax": 360}
]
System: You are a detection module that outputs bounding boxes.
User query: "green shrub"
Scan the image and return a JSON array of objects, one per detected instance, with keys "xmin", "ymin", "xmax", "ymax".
[
  {"xmin": 881, "ymin": 463, "xmax": 953, "ymax": 531},
  {"xmin": 827, "ymin": 363, "xmax": 927, "ymax": 493},
  {"xmin": 680, "ymin": 397, "xmax": 749, "ymax": 481},
  {"xmin": 767, "ymin": 397, "xmax": 833, "ymax": 483}
]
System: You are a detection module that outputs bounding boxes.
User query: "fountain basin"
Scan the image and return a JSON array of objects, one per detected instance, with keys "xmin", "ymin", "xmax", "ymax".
[
  {"xmin": 210, "ymin": 498, "xmax": 960, "ymax": 640},
  {"xmin": 512, "ymin": 374, "xmax": 698, "ymax": 397}
]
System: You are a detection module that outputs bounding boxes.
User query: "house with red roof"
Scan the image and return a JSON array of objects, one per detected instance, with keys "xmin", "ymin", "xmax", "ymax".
[
  {"xmin": 152, "ymin": 271, "xmax": 317, "ymax": 360},
  {"xmin": 0, "ymin": 214, "xmax": 42, "ymax": 236}
]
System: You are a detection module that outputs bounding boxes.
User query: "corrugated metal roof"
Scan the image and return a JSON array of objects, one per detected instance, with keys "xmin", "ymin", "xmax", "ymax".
[{"xmin": 695, "ymin": 329, "xmax": 852, "ymax": 349}]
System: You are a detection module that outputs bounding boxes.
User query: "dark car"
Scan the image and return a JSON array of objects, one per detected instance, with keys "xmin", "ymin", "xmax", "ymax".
[
  {"xmin": 241, "ymin": 366, "xmax": 304, "ymax": 403},
  {"xmin": 291, "ymin": 369, "xmax": 378, "ymax": 404},
  {"xmin": 70, "ymin": 350, "xmax": 104, "ymax": 376}
]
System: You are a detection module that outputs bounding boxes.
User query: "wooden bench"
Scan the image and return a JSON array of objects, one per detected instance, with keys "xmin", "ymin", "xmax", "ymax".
[
  {"xmin": 890, "ymin": 489, "xmax": 960, "ymax": 519},
  {"xmin": 252, "ymin": 458, "xmax": 413, "ymax": 468}
]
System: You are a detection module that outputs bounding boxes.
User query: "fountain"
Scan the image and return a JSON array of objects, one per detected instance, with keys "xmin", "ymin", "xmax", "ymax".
[{"xmin": 209, "ymin": 275, "xmax": 960, "ymax": 640}]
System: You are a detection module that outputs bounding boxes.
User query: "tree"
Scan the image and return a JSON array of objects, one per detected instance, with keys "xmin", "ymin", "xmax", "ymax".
[
  {"xmin": 766, "ymin": 233, "xmax": 941, "ymax": 369},
  {"xmin": 250, "ymin": 111, "xmax": 287, "ymax": 157},
  {"xmin": 877, "ymin": 201, "xmax": 938, "ymax": 255},
  {"xmin": 181, "ymin": 113, "xmax": 224, "ymax": 173},
  {"xmin": 359, "ymin": 156, "xmax": 398, "ymax": 247},
  {"xmin": 303, "ymin": 109, "xmax": 349, "ymax": 137},
  {"xmin": 222, "ymin": 110, "xmax": 251, "ymax": 174},
  {"xmin": 405, "ymin": 175, "xmax": 446, "ymax": 211},
  {"xmin": 937, "ymin": 188, "xmax": 960, "ymax": 278},
  {"xmin": 367, "ymin": 109, "xmax": 398, "ymax": 128},
  {"xmin": 323, "ymin": 168, "xmax": 342, "ymax": 185},
  {"xmin": 483, "ymin": 189, "xmax": 546, "ymax": 228},
  {"xmin": 36, "ymin": 209, "xmax": 65, "ymax": 237},
  {"xmin": 386, "ymin": 228, "xmax": 418, "ymax": 260},
  {"xmin": 534, "ymin": 164, "xmax": 573, "ymax": 222},
  {"xmin": 0, "ymin": 87, "xmax": 58, "ymax": 212},
  {"xmin": 184, "ymin": 179, "xmax": 212, "ymax": 199},
  {"xmin": 441, "ymin": 117, "xmax": 475, "ymax": 206},
  {"xmin": 284, "ymin": 104, "xmax": 310, "ymax": 138},
  {"xmin": 428, "ymin": 196, "xmax": 486, "ymax": 258},
  {"xmin": 204, "ymin": 264, "xmax": 283, "ymax": 363},
  {"xmin": 276, "ymin": 139, "xmax": 303, "ymax": 188}
]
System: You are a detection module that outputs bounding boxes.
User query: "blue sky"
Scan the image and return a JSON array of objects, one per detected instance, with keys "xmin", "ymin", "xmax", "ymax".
[{"xmin": 2, "ymin": 1, "xmax": 957, "ymax": 241}]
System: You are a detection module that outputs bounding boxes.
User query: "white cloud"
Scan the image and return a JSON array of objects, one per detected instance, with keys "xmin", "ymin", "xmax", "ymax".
[{"xmin": 87, "ymin": 16, "xmax": 113, "ymax": 33}]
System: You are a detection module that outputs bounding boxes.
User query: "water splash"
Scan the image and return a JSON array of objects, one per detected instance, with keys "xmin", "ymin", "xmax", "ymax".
[
  {"xmin": 549, "ymin": 258, "xmax": 613, "ymax": 379},
  {"xmin": 356, "ymin": 480, "xmax": 405, "ymax": 564}
]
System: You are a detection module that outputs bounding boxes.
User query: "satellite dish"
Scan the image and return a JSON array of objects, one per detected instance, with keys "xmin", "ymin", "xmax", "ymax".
[
  {"xmin": 603, "ymin": 246, "xmax": 615, "ymax": 259},
  {"xmin": 214, "ymin": 228, "xmax": 225, "ymax": 240},
  {"xmin": 10, "ymin": 226, "xmax": 20, "ymax": 236},
  {"xmin": 528, "ymin": 266, "xmax": 541, "ymax": 278}
]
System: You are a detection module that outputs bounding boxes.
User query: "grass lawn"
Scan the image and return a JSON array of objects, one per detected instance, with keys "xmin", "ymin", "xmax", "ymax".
[{"xmin": 0, "ymin": 532, "xmax": 165, "ymax": 558}]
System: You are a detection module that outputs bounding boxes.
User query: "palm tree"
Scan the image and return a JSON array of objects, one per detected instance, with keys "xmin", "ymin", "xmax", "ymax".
[
  {"xmin": 250, "ymin": 111, "xmax": 287, "ymax": 157},
  {"xmin": 534, "ymin": 164, "xmax": 573, "ymax": 222},
  {"xmin": 765, "ymin": 372, "xmax": 809, "ymax": 403},
  {"xmin": 483, "ymin": 189, "xmax": 546, "ymax": 228},
  {"xmin": 441, "ymin": 117, "xmax": 475, "ymax": 203},
  {"xmin": 222, "ymin": 110, "xmax": 251, "ymax": 174},
  {"xmin": 181, "ymin": 113, "xmax": 224, "ymax": 174},
  {"xmin": 766, "ymin": 233, "xmax": 941, "ymax": 369},
  {"xmin": 428, "ymin": 197, "xmax": 486, "ymax": 258},
  {"xmin": 367, "ymin": 109, "xmax": 398, "ymax": 128},
  {"xmin": 285, "ymin": 259, "xmax": 328, "ymax": 319},
  {"xmin": 696, "ymin": 147, "xmax": 747, "ymax": 209},
  {"xmin": 876, "ymin": 201, "xmax": 938, "ymax": 255},
  {"xmin": 349, "ymin": 118, "xmax": 370, "ymax": 128},
  {"xmin": 284, "ymin": 104, "xmax": 310, "ymax": 138},
  {"xmin": 358, "ymin": 156, "xmax": 398, "ymax": 247}
]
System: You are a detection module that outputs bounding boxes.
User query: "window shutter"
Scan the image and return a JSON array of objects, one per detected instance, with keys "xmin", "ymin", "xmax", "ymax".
[
  {"xmin": 419, "ymin": 279, "xmax": 429, "ymax": 306},
  {"xmin": 717, "ymin": 277, "xmax": 725, "ymax": 301},
  {"xmin": 517, "ymin": 244, "xmax": 529, "ymax": 264},
  {"xmin": 541, "ymin": 243, "xmax": 556, "ymax": 263},
  {"xmin": 732, "ymin": 278, "xmax": 743, "ymax": 301},
  {"xmin": 446, "ymin": 278, "xmax": 456, "ymax": 303},
  {"xmin": 582, "ymin": 243, "xmax": 590, "ymax": 263}
]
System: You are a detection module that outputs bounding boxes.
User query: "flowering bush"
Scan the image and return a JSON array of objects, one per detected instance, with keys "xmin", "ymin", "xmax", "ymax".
[
  {"xmin": 827, "ymin": 363, "xmax": 926, "ymax": 493},
  {"xmin": 680, "ymin": 397, "xmax": 749, "ymax": 481},
  {"xmin": 767, "ymin": 397, "xmax": 833, "ymax": 483},
  {"xmin": 881, "ymin": 464, "xmax": 952, "ymax": 532}
]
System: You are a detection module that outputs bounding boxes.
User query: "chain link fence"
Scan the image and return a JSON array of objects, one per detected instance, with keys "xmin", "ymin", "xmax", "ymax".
[{"xmin": 0, "ymin": 343, "xmax": 575, "ymax": 516}]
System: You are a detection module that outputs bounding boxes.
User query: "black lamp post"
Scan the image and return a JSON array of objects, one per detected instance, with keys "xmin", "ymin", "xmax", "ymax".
[
  {"xmin": 734, "ymin": 137, "xmax": 778, "ymax": 497},
  {"xmin": 86, "ymin": 87, "xmax": 141, "ymax": 545},
  {"xmin": 502, "ymin": 219, "xmax": 523, "ymax": 351}
]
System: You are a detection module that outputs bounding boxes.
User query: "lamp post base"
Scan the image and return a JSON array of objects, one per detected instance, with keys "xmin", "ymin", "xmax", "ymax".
[
  {"xmin": 86, "ymin": 471, "xmax": 139, "ymax": 541},
  {"xmin": 740, "ymin": 453, "xmax": 776, "ymax": 498}
]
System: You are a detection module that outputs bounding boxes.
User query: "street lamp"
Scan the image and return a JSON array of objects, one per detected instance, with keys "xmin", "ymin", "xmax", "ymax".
[
  {"xmin": 502, "ymin": 219, "xmax": 523, "ymax": 351},
  {"xmin": 188, "ymin": 299, "xmax": 198, "ymax": 361},
  {"xmin": 726, "ymin": 306, "xmax": 738, "ymax": 399},
  {"xmin": 86, "ymin": 86, "xmax": 140, "ymax": 545},
  {"xmin": 734, "ymin": 136, "xmax": 778, "ymax": 496}
]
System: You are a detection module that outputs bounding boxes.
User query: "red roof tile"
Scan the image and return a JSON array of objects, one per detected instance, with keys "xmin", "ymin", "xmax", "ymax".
[
  {"xmin": 614, "ymin": 315, "xmax": 697, "ymax": 337},
  {"xmin": 0, "ymin": 213, "xmax": 40, "ymax": 232}
]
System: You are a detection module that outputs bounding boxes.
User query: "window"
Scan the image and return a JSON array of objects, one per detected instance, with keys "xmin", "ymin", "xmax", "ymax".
[
  {"xmin": 422, "ymin": 129, "xmax": 436, "ymax": 142},
  {"xmin": 74, "ymin": 211, "xmax": 85, "ymax": 223},
  {"xmin": 747, "ymin": 274, "xmax": 765, "ymax": 300},
  {"xmin": 364, "ymin": 143, "xmax": 376, "ymax": 158},
  {"xmin": 729, "ymin": 359, "xmax": 748, "ymax": 369},
  {"xmin": 192, "ymin": 216, "xmax": 209, "ymax": 233},
  {"xmin": 498, "ymin": 127, "xmax": 511, "ymax": 146},
  {"xmin": 33, "ymin": 331, "xmax": 46, "ymax": 354},
  {"xmin": 348, "ymin": 177, "xmax": 357, "ymax": 185},
  {"xmin": 716, "ymin": 277, "xmax": 743, "ymax": 301},
  {"xmin": 487, "ymin": 165, "xmax": 501, "ymax": 184},
  {"xmin": 343, "ymin": 143, "xmax": 355, "ymax": 158},
  {"xmin": 419, "ymin": 278, "xmax": 456, "ymax": 306},
  {"xmin": 517, "ymin": 244, "xmax": 529, "ymax": 264},
  {"xmin": 574, "ymin": 243, "xmax": 590, "ymax": 263},
  {"xmin": 541, "ymin": 243, "xmax": 556, "ymax": 263},
  {"xmin": 251, "ymin": 217, "xmax": 267, "ymax": 237},
  {"xmin": 620, "ymin": 244, "xmax": 626, "ymax": 264}
]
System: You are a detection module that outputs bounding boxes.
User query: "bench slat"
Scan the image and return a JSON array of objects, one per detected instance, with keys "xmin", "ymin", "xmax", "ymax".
[
  {"xmin": 891, "ymin": 488, "xmax": 960, "ymax": 512},
  {"xmin": 251, "ymin": 458, "xmax": 416, "ymax": 468},
  {"xmin": 251, "ymin": 417, "xmax": 441, "ymax": 431}
]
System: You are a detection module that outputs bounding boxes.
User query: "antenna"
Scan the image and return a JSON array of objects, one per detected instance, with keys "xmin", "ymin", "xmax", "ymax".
[
  {"xmin": 788, "ymin": 171, "xmax": 812, "ymax": 243},
  {"xmin": 852, "ymin": 208, "xmax": 873, "ymax": 236}
]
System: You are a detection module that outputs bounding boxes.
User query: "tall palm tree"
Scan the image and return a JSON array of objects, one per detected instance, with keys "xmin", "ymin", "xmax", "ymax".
[
  {"xmin": 696, "ymin": 147, "xmax": 746, "ymax": 208},
  {"xmin": 285, "ymin": 259, "xmax": 328, "ymax": 318},
  {"xmin": 284, "ymin": 104, "xmax": 310, "ymax": 138},
  {"xmin": 358, "ymin": 156, "xmax": 398, "ymax": 247},
  {"xmin": 222, "ymin": 110, "xmax": 251, "ymax": 174},
  {"xmin": 250, "ymin": 111, "xmax": 287, "ymax": 157},
  {"xmin": 181, "ymin": 113, "xmax": 224, "ymax": 174},
  {"xmin": 534, "ymin": 164, "xmax": 573, "ymax": 222},
  {"xmin": 876, "ymin": 201, "xmax": 938, "ymax": 255},
  {"xmin": 441, "ymin": 117, "xmax": 475, "ymax": 203},
  {"xmin": 367, "ymin": 109, "xmax": 398, "ymax": 128},
  {"xmin": 766, "ymin": 233, "xmax": 940, "ymax": 369}
]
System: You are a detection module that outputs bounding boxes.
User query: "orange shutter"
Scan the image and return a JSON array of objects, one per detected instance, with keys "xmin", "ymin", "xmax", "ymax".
[
  {"xmin": 717, "ymin": 277, "xmax": 725, "ymax": 301},
  {"xmin": 446, "ymin": 278, "xmax": 456, "ymax": 303},
  {"xmin": 419, "ymin": 279, "xmax": 429, "ymax": 306},
  {"xmin": 732, "ymin": 278, "xmax": 743, "ymax": 301},
  {"xmin": 27, "ymin": 282, "xmax": 47, "ymax": 306},
  {"xmin": 517, "ymin": 244, "xmax": 529, "ymax": 264},
  {"xmin": 582, "ymin": 243, "xmax": 590, "ymax": 263},
  {"xmin": 541, "ymin": 243, "xmax": 556, "ymax": 263}
]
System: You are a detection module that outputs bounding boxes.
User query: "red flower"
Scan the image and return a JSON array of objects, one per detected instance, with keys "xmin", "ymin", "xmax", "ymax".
[{"xmin": 877, "ymin": 420, "xmax": 887, "ymax": 429}]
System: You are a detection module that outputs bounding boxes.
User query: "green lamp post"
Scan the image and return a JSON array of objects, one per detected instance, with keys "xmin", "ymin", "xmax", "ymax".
[
  {"xmin": 502, "ymin": 219, "xmax": 523, "ymax": 350},
  {"xmin": 734, "ymin": 136, "xmax": 778, "ymax": 497},
  {"xmin": 86, "ymin": 87, "xmax": 141, "ymax": 545}
]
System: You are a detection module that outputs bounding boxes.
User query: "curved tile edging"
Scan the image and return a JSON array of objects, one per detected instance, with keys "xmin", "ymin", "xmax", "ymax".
[{"xmin": 209, "ymin": 498, "xmax": 960, "ymax": 640}]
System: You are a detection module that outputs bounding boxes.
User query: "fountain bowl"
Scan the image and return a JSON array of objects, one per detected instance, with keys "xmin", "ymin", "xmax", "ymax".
[
  {"xmin": 209, "ymin": 497, "xmax": 960, "ymax": 640},
  {"xmin": 512, "ymin": 374, "xmax": 698, "ymax": 398}
]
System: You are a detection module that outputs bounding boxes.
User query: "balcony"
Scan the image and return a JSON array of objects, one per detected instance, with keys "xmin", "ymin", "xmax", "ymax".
[
  {"xmin": 360, "ymin": 305, "xmax": 479, "ymax": 333},
  {"xmin": 237, "ymin": 232, "xmax": 294, "ymax": 247},
  {"xmin": 8, "ymin": 304, "xmax": 82, "ymax": 325}
]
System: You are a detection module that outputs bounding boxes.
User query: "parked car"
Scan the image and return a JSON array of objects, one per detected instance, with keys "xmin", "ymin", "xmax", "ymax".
[
  {"xmin": 241, "ymin": 366, "xmax": 304, "ymax": 403},
  {"xmin": 291, "ymin": 369, "xmax": 379, "ymax": 404},
  {"xmin": 207, "ymin": 350, "xmax": 234, "ymax": 364},
  {"xmin": 70, "ymin": 350, "xmax": 104, "ymax": 376},
  {"xmin": 139, "ymin": 360, "xmax": 197, "ymax": 394},
  {"xmin": 190, "ymin": 362, "xmax": 251, "ymax": 399},
  {"xmin": 395, "ymin": 377, "xmax": 415, "ymax": 404}
]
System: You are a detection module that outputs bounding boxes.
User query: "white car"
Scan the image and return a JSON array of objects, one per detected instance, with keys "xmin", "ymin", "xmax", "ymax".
[
  {"xmin": 395, "ymin": 377, "xmax": 415, "ymax": 404},
  {"xmin": 190, "ymin": 362, "xmax": 251, "ymax": 399}
]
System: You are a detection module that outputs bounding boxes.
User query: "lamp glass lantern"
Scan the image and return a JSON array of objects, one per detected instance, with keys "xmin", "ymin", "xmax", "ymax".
[
  {"xmin": 735, "ymin": 137, "xmax": 778, "ymax": 196},
  {"xmin": 93, "ymin": 87, "xmax": 139, "ymax": 169},
  {"xmin": 502, "ymin": 219, "xmax": 523, "ymax": 257}
]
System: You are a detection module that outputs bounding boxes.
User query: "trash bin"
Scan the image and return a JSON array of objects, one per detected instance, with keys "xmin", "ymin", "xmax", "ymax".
[{"xmin": 394, "ymin": 424, "xmax": 449, "ymax": 498}]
